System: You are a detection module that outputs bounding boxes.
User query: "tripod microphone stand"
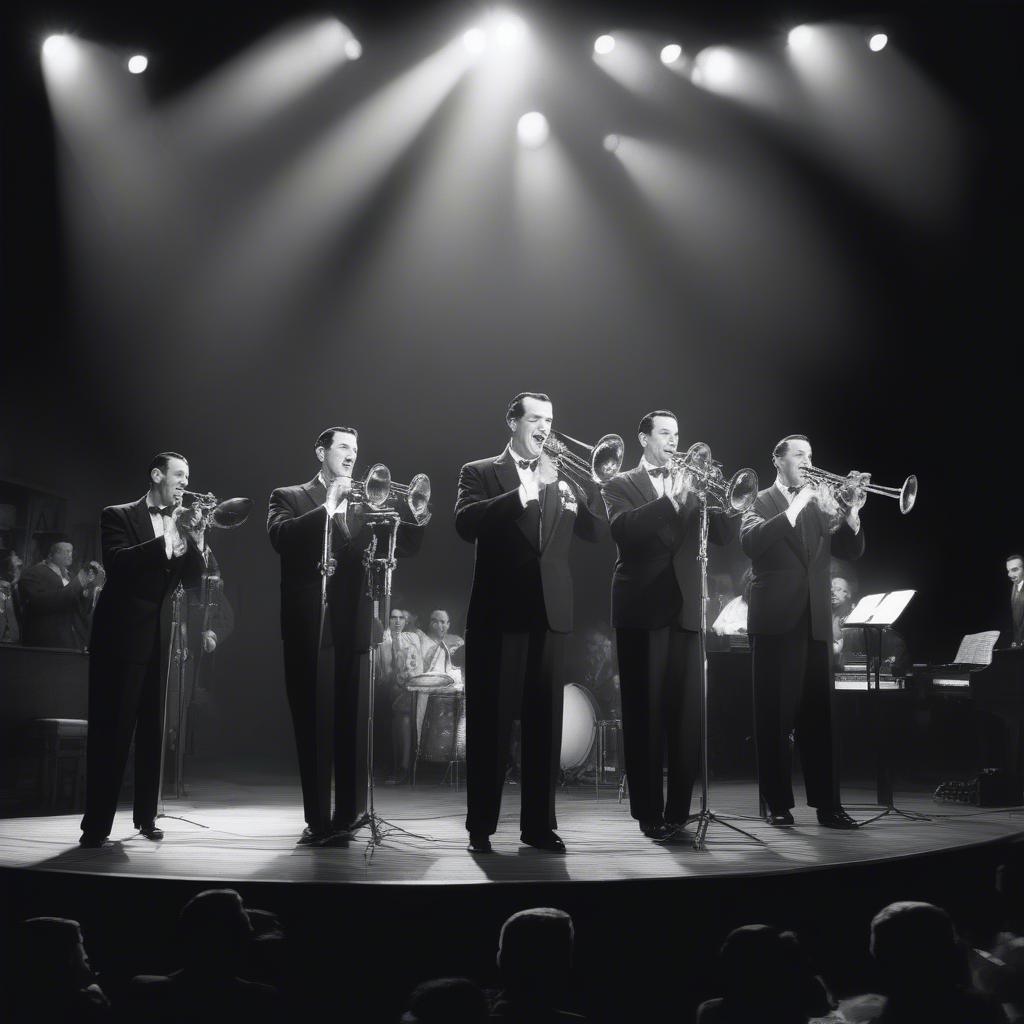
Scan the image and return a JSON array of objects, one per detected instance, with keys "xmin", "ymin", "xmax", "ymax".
[{"xmin": 686, "ymin": 493, "xmax": 762, "ymax": 851}]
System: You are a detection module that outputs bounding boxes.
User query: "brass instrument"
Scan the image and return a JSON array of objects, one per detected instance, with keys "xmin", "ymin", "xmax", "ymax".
[
  {"xmin": 668, "ymin": 442, "xmax": 759, "ymax": 515},
  {"xmin": 181, "ymin": 490, "xmax": 253, "ymax": 529},
  {"xmin": 798, "ymin": 466, "xmax": 917, "ymax": 515},
  {"xmin": 541, "ymin": 431, "xmax": 625, "ymax": 488},
  {"xmin": 351, "ymin": 463, "xmax": 432, "ymax": 524}
]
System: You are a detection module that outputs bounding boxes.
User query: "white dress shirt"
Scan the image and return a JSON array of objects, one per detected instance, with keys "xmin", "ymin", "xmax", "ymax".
[
  {"xmin": 45, "ymin": 560, "xmax": 70, "ymax": 586},
  {"xmin": 319, "ymin": 471, "xmax": 348, "ymax": 519},
  {"xmin": 641, "ymin": 456, "xmax": 679, "ymax": 510},
  {"xmin": 146, "ymin": 493, "xmax": 186, "ymax": 559},
  {"xmin": 507, "ymin": 445, "xmax": 542, "ymax": 508}
]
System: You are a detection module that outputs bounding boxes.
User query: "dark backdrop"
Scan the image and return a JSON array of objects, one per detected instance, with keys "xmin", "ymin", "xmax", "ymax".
[{"xmin": 3, "ymin": 0, "xmax": 1019, "ymax": 760}]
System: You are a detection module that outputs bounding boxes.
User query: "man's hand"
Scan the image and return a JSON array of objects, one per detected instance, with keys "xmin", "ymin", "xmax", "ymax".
[
  {"xmin": 86, "ymin": 561, "xmax": 106, "ymax": 588},
  {"xmin": 202, "ymin": 631, "xmax": 217, "ymax": 653},
  {"xmin": 669, "ymin": 463, "xmax": 691, "ymax": 504},
  {"xmin": 325, "ymin": 476, "xmax": 353, "ymax": 516},
  {"xmin": 172, "ymin": 503, "xmax": 203, "ymax": 532},
  {"xmin": 75, "ymin": 568, "xmax": 92, "ymax": 588},
  {"xmin": 538, "ymin": 451, "xmax": 558, "ymax": 487}
]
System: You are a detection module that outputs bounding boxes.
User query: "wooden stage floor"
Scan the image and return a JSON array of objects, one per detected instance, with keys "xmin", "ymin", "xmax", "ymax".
[{"xmin": 1, "ymin": 774, "xmax": 1022, "ymax": 886}]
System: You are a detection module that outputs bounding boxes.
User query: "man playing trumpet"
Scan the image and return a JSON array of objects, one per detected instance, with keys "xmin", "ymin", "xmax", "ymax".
[
  {"xmin": 601, "ymin": 411, "xmax": 737, "ymax": 842},
  {"xmin": 740, "ymin": 435, "xmax": 865, "ymax": 830},
  {"xmin": 268, "ymin": 427, "xmax": 427, "ymax": 846},
  {"xmin": 456, "ymin": 393, "xmax": 607, "ymax": 853}
]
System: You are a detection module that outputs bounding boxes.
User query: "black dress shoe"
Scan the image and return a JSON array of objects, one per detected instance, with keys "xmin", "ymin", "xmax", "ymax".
[
  {"xmin": 467, "ymin": 833, "xmax": 492, "ymax": 853},
  {"xmin": 137, "ymin": 823, "xmax": 164, "ymax": 841},
  {"xmin": 816, "ymin": 807, "xmax": 859, "ymax": 830},
  {"xmin": 79, "ymin": 832, "xmax": 107, "ymax": 848},
  {"xmin": 766, "ymin": 810, "xmax": 795, "ymax": 827},
  {"xmin": 335, "ymin": 812, "xmax": 371, "ymax": 833},
  {"xmin": 640, "ymin": 821, "xmax": 676, "ymax": 842},
  {"xmin": 297, "ymin": 826, "xmax": 330, "ymax": 846},
  {"xmin": 319, "ymin": 828, "xmax": 351, "ymax": 847},
  {"xmin": 520, "ymin": 830, "xmax": 566, "ymax": 853}
]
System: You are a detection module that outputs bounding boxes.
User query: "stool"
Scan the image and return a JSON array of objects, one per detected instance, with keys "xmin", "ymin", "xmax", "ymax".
[{"xmin": 25, "ymin": 718, "xmax": 88, "ymax": 812}]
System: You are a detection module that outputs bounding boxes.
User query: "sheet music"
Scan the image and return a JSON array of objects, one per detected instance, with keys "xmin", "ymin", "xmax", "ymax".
[
  {"xmin": 953, "ymin": 631, "xmax": 1001, "ymax": 666},
  {"xmin": 842, "ymin": 590, "xmax": 916, "ymax": 627}
]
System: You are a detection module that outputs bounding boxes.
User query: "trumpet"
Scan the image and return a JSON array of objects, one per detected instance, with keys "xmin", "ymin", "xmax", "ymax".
[
  {"xmin": 668, "ymin": 442, "xmax": 759, "ymax": 516},
  {"xmin": 798, "ymin": 466, "xmax": 917, "ymax": 515},
  {"xmin": 541, "ymin": 431, "xmax": 625, "ymax": 488},
  {"xmin": 351, "ymin": 463, "xmax": 431, "ymax": 523},
  {"xmin": 182, "ymin": 490, "xmax": 253, "ymax": 529}
]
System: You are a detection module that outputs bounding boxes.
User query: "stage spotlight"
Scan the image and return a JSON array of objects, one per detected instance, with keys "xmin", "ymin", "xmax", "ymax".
[
  {"xmin": 344, "ymin": 37, "xmax": 362, "ymax": 60},
  {"xmin": 517, "ymin": 111, "xmax": 549, "ymax": 148},
  {"xmin": 694, "ymin": 47, "xmax": 735, "ymax": 89},
  {"xmin": 594, "ymin": 34, "xmax": 616, "ymax": 56},
  {"xmin": 787, "ymin": 25, "xmax": 814, "ymax": 51},
  {"xmin": 603, "ymin": 134, "xmax": 620, "ymax": 153},
  {"xmin": 868, "ymin": 32, "xmax": 888, "ymax": 52},
  {"xmin": 494, "ymin": 14, "xmax": 527, "ymax": 50},
  {"xmin": 42, "ymin": 34, "xmax": 75, "ymax": 67},
  {"xmin": 463, "ymin": 27, "xmax": 486, "ymax": 54},
  {"xmin": 660, "ymin": 43, "xmax": 683, "ymax": 66},
  {"xmin": 127, "ymin": 54, "xmax": 148, "ymax": 74}
]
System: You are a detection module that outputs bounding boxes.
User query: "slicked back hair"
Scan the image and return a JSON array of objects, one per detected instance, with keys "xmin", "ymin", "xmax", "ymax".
[
  {"xmin": 1008, "ymin": 553, "xmax": 1024, "ymax": 565},
  {"xmin": 638, "ymin": 410, "xmax": 677, "ymax": 436},
  {"xmin": 772, "ymin": 434, "xmax": 809, "ymax": 460},
  {"xmin": 315, "ymin": 427, "xmax": 359, "ymax": 452},
  {"xmin": 149, "ymin": 452, "xmax": 188, "ymax": 482},
  {"xmin": 506, "ymin": 393, "xmax": 551, "ymax": 423}
]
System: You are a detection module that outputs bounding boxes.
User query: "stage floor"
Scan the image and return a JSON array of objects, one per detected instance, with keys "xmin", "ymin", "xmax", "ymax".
[{"xmin": 1, "ymin": 775, "xmax": 1021, "ymax": 885}]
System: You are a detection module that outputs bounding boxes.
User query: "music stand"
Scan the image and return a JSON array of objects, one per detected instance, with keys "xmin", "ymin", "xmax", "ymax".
[
  {"xmin": 686, "ymin": 493, "xmax": 763, "ymax": 850},
  {"xmin": 840, "ymin": 590, "xmax": 927, "ymax": 825}
]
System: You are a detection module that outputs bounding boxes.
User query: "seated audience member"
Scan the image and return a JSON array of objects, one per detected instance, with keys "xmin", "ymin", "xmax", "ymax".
[
  {"xmin": 840, "ymin": 901, "xmax": 1003, "ymax": 1023},
  {"xmin": 8, "ymin": 916, "xmax": 111, "ymax": 1022},
  {"xmin": 401, "ymin": 977, "xmax": 489, "ymax": 1024},
  {"xmin": 696, "ymin": 924, "xmax": 834, "ymax": 1024},
  {"xmin": 490, "ymin": 907, "xmax": 586, "ymax": 1022},
  {"xmin": 713, "ymin": 569, "xmax": 752, "ymax": 638},
  {"xmin": 129, "ymin": 888, "xmax": 281, "ymax": 1023},
  {"xmin": 17, "ymin": 538, "xmax": 104, "ymax": 649},
  {"xmin": 0, "ymin": 549, "xmax": 22, "ymax": 642}
]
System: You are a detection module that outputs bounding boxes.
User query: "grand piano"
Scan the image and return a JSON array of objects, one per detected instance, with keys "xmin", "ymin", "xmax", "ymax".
[{"xmin": 913, "ymin": 645, "xmax": 1024, "ymax": 720}]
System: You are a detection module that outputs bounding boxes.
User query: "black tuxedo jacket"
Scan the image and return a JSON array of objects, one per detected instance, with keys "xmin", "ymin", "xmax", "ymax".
[
  {"xmin": 740, "ymin": 485, "xmax": 865, "ymax": 642},
  {"xmin": 267, "ymin": 476, "xmax": 424, "ymax": 653},
  {"xmin": 602, "ymin": 462, "xmax": 738, "ymax": 631},
  {"xmin": 89, "ymin": 498, "xmax": 207, "ymax": 664},
  {"xmin": 17, "ymin": 562, "xmax": 89, "ymax": 649},
  {"xmin": 455, "ymin": 449, "xmax": 607, "ymax": 634}
]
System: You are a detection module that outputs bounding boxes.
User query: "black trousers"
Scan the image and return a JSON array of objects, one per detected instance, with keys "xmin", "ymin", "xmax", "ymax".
[
  {"xmin": 81, "ymin": 651, "xmax": 164, "ymax": 836},
  {"xmin": 751, "ymin": 603, "xmax": 839, "ymax": 812},
  {"xmin": 616, "ymin": 626, "xmax": 701, "ymax": 824},
  {"xmin": 284, "ymin": 633, "xmax": 369, "ymax": 832},
  {"xmin": 465, "ymin": 629, "xmax": 565, "ymax": 836}
]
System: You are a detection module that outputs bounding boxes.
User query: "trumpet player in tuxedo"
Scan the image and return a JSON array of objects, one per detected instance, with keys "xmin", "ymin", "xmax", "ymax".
[
  {"xmin": 268, "ymin": 427, "xmax": 427, "ymax": 846},
  {"xmin": 455, "ymin": 393, "xmax": 608, "ymax": 854},
  {"xmin": 80, "ymin": 452, "xmax": 207, "ymax": 847},
  {"xmin": 740, "ymin": 435, "xmax": 865, "ymax": 830},
  {"xmin": 601, "ymin": 411, "xmax": 738, "ymax": 842}
]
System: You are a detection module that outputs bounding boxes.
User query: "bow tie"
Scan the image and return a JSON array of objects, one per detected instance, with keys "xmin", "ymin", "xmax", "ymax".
[
  {"xmin": 516, "ymin": 458, "xmax": 539, "ymax": 472},
  {"xmin": 648, "ymin": 467, "xmax": 669, "ymax": 479},
  {"xmin": 149, "ymin": 505, "xmax": 173, "ymax": 517},
  {"xmin": 787, "ymin": 486, "xmax": 802, "ymax": 495}
]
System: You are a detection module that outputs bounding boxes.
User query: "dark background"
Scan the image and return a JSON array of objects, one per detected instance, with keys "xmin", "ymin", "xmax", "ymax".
[{"xmin": 2, "ymin": 0, "xmax": 1019, "ymax": 761}]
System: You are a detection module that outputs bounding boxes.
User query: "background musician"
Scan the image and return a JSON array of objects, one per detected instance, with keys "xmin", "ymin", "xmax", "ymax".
[
  {"xmin": 455, "ymin": 392, "xmax": 607, "ymax": 854},
  {"xmin": 378, "ymin": 608, "xmax": 423, "ymax": 784},
  {"xmin": 740, "ymin": 435, "xmax": 864, "ymax": 830},
  {"xmin": 1008, "ymin": 554, "xmax": 1024, "ymax": 648},
  {"xmin": 601, "ymin": 410, "xmax": 738, "ymax": 842},
  {"xmin": 268, "ymin": 427, "xmax": 426, "ymax": 846},
  {"xmin": 80, "ymin": 452, "xmax": 207, "ymax": 847}
]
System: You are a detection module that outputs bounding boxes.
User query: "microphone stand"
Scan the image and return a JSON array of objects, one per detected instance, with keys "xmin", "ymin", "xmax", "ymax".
[
  {"xmin": 357, "ymin": 510, "xmax": 431, "ymax": 858},
  {"xmin": 686, "ymin": 493, "xmax": 762, "ymax": 851}
]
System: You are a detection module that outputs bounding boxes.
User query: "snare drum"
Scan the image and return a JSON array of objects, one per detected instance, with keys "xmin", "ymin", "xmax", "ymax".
[{"xmin": 560, "ymin": 683, "xmax": 598, "ymax": 770}]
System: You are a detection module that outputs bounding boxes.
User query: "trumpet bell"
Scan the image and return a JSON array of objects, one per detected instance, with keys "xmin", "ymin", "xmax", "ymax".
[
  {"xmin": 407, "ymin": 473, "xmax": 431, "ymax": 517},
  {"xmin": 899, "ymin": 475, "xmax": 918, "ymax": 515},
  {"xmin": 363, "ymin": 463, "xmax": 392, "ymax": 509},
  {"xmin": 591, "ymin": 434, "xmax": 625, "ymax": 483},
  {"xmin": 209, "ymin": 496, "xmax": 252, "ymax": 529},
  {"xmin": 725, "ymin": 469, "xmax": 759, "ymax": 514}
]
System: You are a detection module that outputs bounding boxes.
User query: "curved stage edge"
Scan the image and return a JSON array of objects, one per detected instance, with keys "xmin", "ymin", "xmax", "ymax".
[{"xmin": 2, "ymin": 778, "xmax": 1022, "ymax": 1022}]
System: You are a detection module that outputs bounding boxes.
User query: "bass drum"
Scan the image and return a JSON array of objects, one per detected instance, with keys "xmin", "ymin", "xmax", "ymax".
[
  {"xmin": 417, "ymin": 692, "xmax": 466, "ymax": 763},
  {"xmin": 560, "ymin": 683, "xmax": 597, "ymax": 770}
]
